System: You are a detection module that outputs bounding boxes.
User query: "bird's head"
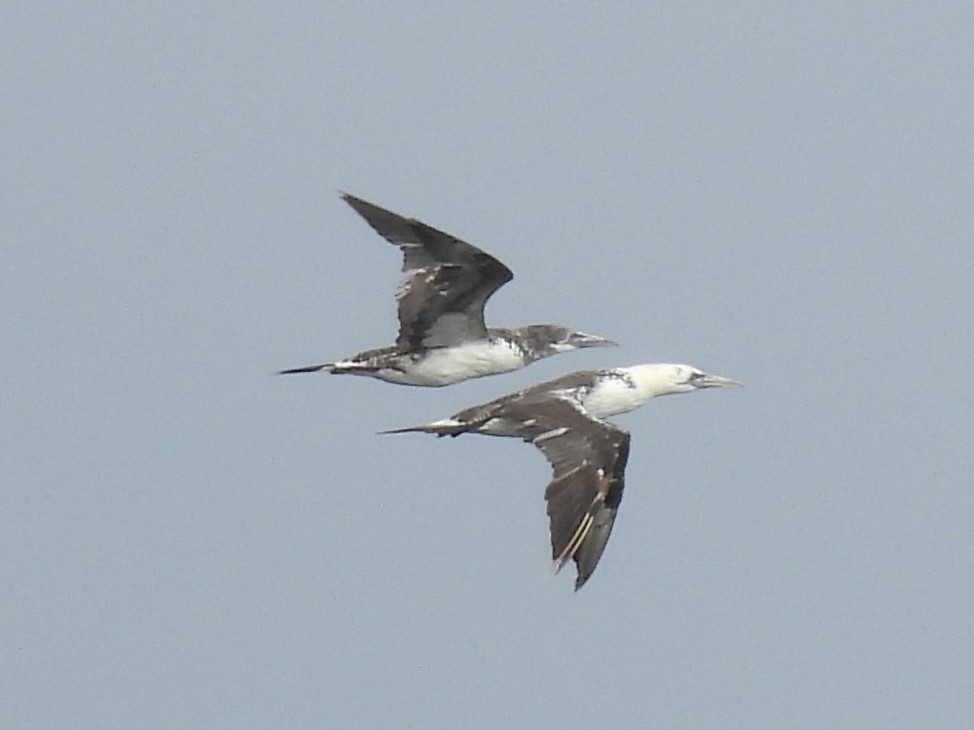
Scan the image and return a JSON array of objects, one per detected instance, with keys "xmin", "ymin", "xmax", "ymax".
[
  {"xmin": 629, "ymin": 363, "xmax": 742, "ymax": 397},
  {"xmin": 518, "ymin": 325, "xmax": 617, "ymax": 356}
]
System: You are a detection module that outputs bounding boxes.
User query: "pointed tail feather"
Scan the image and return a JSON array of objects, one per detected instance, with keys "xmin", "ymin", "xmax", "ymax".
[
  {"xmin": 379, "ymin": 419, "xmax": 471, "ymax": 437},
  {"xmin": 278, "ymin": 362, "xmax": 335, "ymax": 375}
]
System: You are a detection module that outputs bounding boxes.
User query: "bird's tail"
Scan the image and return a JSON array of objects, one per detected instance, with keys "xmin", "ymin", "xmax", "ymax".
[
  {"xmin": 379, "ymin": 419, "xmax": 472, "ymax": 437},
  {"xmin": 278, "ymin": 362, "xmax": 336, "ymax": 375},
  {"xmin": 279, "ymin": 359, "xmax": 395, "ymax": 376}
]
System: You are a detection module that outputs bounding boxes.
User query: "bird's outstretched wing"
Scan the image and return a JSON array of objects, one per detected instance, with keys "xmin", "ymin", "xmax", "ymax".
[
  {"xmin": 501, "ymin": 397, "xmax": 631, "ymax": 590},
  {"xmin": 342, "ymin": 193, "xmax": 513, "ymax": 351}
]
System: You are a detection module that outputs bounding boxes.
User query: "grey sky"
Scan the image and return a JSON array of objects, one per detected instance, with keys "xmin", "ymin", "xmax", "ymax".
[{"xmin": 4, "ymin": 4, "xmax": 972, "ymax": 728}]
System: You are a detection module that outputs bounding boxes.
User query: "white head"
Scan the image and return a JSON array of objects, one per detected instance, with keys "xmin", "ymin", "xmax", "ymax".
[{"xmin": 627, "ymin": 363, "xmax": 742, "ymax": 397}]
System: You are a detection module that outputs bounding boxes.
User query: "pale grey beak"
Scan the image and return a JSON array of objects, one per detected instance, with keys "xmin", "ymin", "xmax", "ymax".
[
  {"xmin": 569, "ymin": 332, "xmax": 618, "ymax": 349},
  {"xmin": 694, "ymin": 372, "xmax": 743, "ymax": 388}
]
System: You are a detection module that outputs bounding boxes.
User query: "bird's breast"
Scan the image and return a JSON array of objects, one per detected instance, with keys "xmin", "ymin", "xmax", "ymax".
[
  {"xmin": 383, "ymin": 340, "xmax": 525, "ymax": 386},
  {"xmin": 581, "ymin": 378, "xmax": 645, "ymax": 419}
]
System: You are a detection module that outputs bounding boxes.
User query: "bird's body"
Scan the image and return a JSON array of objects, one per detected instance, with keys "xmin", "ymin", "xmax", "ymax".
[
  {"xmin": 324, "ymin": 335, "xmax": 526, "ymax": 387},
  {"xmin": 394, "ymin": 364, "xmax": 731, "ymax": 435},
  {"xmin": 385, "ymin": 363, "xmax": 741, "ymax": 589},
  {"xmin": 281, "ymin": 194, "xmax": 615, "ymax": 386}
]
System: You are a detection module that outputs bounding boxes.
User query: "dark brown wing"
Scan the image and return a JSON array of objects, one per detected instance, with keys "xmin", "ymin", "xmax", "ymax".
[
  {"xmin": 501, "ymin": 397, "xmax": 631, "ymax": 590},
  {"xmin": 444, "ymin": 368, "xmax": 608, "ymax": 426},
  {"xmin": 341, "ymin": 193, "xmax": 513, "ymax": 350}
]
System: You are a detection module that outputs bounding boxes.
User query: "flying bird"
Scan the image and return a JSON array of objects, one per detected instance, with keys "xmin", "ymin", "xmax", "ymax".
[
  {"xmin": 384, "ymin": 363, "xmax": 741, "ymax": 589},
  {"xmin": 280, "ymin": 193, "xmax": 616, "ymax": 386}
]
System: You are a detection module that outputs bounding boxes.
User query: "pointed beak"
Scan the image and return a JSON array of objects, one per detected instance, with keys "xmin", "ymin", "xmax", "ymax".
[
  {"xmin": 695, "ymin": 372, "xmax": 743, "ymax": 389},
  {"xmin": 570, "ymin": 332, "xmax": 618, "ymax": 349}
]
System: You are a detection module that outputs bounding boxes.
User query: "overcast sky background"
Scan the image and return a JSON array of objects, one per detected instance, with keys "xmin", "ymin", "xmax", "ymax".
[{"xmin": 4, "ymin": 4, "xmax": 973, "ymax": 728}]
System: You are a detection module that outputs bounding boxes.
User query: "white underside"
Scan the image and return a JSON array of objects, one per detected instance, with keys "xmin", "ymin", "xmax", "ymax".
[
  {"xmin": 575, "ymin": 372, "xmax": 651, "ymax": 419},
  {"xmin": 376, "ymin": 340, "xmax": 525, "ymax": 386}
]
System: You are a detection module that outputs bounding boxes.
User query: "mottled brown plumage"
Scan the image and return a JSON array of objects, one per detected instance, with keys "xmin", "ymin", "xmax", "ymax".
[{"xmin": 280, "ymin": 193, "xmax": 615, "ymax": 386}]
